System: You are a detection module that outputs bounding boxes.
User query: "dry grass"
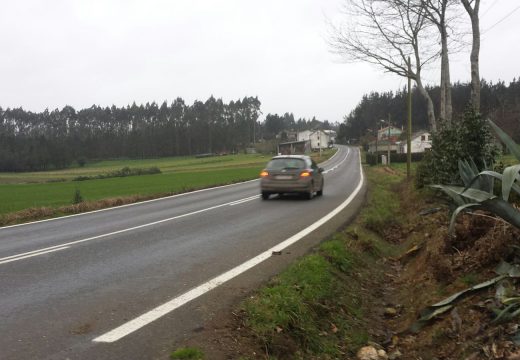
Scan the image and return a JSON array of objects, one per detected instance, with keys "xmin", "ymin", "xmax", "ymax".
[{"xmin": 0, "ymin": 192, "xmax": 178, "ymax": 227}]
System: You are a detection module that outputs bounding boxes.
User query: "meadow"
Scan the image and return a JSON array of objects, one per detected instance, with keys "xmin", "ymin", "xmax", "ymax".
[{"xmin": 0, "ymin": 150, "xmax": 336, "ymax": 216}]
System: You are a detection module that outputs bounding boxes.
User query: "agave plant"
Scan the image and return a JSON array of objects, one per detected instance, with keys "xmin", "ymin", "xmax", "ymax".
[{"xmin": 432, "ymin": 119, "xmax": 520, "ymax": 233}]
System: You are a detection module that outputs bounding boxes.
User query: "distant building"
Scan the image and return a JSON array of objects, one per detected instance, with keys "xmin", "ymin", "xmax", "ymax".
[
  {"xmin": 297, "ymin": 130, "xmax": 332, "ymax": 150},
  {"xmin": 378, "ymin": 126, "xmax": 402, "ymax": 141},
  {"xmin": 368, "ymin": 140, "xmax": 398, "ymax": 154},
  {"xmin": 278, "ymin": 140, "xmax": 311, "ymax": 155},
  {"xmin": 397, "ymin": 131, "xmax": 432, "ymax": 153},
  {"xmin": 323, "ymin": 130, "xmax": 337, "ymax": 145}
]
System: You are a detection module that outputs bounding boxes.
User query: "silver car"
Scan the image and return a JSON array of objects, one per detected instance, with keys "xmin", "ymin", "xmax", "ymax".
[{"xmin": 259, "ymin": 155, "xmax": 324, "ymax": 200}]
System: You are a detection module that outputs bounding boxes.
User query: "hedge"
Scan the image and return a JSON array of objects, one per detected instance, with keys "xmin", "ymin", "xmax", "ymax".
[{"xmin": 366, "ymin": 152, "xmax": 425, "ymax": 165}]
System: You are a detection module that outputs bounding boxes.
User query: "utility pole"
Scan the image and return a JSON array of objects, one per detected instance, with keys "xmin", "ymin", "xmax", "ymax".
[
  {"xmin": 387, "ymin": 114, "xmax": 391, "ymax": 166},
  {"xmin": 407, "ymin": 57, "xmax": 412, "ymax": 178},
  {"xmin": 375, "ymin": 126, "xmax": 378, "ymax": 164}
]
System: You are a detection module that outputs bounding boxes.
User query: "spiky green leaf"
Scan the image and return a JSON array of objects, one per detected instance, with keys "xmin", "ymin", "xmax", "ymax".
[
  {"xmin": 458, "ymin": 159, "xmax": 475, "ymax": 187},
  {"xmin": 481, "ymin": 198, "xmax": 520, "ymax": 229},
  {"xmin": 502, "ymin": 164, "xmax": 520, "ymax": 201},
  {"xmin": 449, "ymin": 203, "xmax": 480, "ymax": 234},
  {"xmin": 496, "ymin": 261, "xmax": 520, "ymax": 277},
  {"xmin": 487, "ymin": 119, "xmax": 520, "ymax": 160},
  {"xmin": 430, "ymin": 185, "xmax": 466, "ymax": 206}
]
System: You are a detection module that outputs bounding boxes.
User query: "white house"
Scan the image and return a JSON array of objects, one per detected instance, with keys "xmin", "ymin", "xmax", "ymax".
[
  {"xmin": 397, "ymin": 131, "xmax": 432, "ymax": 153},
  {"xmin": 297, "ymin": 130, "xmax": 331, "ymax": 150},
  {"xmin": 378, "ymin": 125, "xmax": 402, "ymax": 140}
]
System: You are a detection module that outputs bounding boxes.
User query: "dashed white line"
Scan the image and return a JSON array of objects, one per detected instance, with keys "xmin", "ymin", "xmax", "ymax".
[
  {"xmin": 323, "ymin": 147, "xmax": 350, "ymax": 174},
  {"xmin": 229, "ymin": 195, "xmax": 260, "ymax": 206},
  {"xmin": 93, "ymin": 148, "xmax": 363, "ymax": 343},
  {"xmin": 0, "ymin": 195, "xmax": 261, "ymax": 266},
  {"xmin": 0, "ymin": 246, "xmax": 70, "ymax": 265},
  {"xmin": 0, "ymin": 179, "xmax": 260, "ymax": 231},
  {"xmin": 1, "ymin": 147, "xmax": 350, "ymax": 266}
]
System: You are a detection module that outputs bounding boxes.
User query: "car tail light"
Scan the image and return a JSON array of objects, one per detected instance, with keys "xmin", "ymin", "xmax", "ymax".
[
  {"xmin": 300, "ymin": 170, "xmax": 312, "ymax": 177},
  {"xmin": 260, "ymin": 170, "xmax": 269, "ymax": 177}
]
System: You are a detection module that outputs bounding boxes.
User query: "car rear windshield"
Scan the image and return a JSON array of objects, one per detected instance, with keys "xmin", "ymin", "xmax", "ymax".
[{"xmin": 266, "ymin": 158, "xmax": 306, "ymax": 170}]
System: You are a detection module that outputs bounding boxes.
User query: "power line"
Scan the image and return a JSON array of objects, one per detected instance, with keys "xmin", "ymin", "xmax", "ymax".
[
  {"xmin": 481, "ymin": 0, "xmax": 499, "ymax": 18},
  {"xmin": 483, "ymin": 4, "xmax": 520, "ymax": 33}
]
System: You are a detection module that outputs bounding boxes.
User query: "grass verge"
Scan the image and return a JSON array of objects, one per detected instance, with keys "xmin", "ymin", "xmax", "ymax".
[
  {"xmin": 171, "ymin": 347, "xmax": 205, "ymax": 360},
  {"xmin": 239, "ymin": 163, "xmax": 408, "ymax": 358}
]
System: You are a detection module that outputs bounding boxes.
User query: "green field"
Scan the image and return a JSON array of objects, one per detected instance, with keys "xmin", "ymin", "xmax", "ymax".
[
  {"xmin": 0, "ymin": 167, "xmax": 262, "ymax": 214},
  {"xmin": 0, "ymin": 150, "xmax": 337, "ymax": 215},
  {"xmin": 0, "ymin": 154, "xmax": 271, "ymax": 184}
]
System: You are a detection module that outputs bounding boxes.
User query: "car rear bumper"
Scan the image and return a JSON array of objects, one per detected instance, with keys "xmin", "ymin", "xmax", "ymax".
[{"xmin": 260, "ymin": 178, "xmax": 311, "ymax": 193}]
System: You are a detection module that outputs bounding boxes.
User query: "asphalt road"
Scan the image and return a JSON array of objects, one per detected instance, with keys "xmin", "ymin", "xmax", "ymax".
[{"xmin": 0, "ymin": 145, "xmax": 365, "ymax": 360}]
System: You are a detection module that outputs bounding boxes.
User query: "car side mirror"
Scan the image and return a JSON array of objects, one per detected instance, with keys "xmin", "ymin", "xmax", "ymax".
[{"xmin": 318, "ymin": 167, "xmax": 324, "ymax": 173}]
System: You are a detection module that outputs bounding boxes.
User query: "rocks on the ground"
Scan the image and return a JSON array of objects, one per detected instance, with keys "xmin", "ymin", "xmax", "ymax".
[
  {"xmin": 384, "ymin": 307, "xmax": 398, "ymax": 317},
  {"xmin": 357, "ymin": 346, "xmax": 388, "ymax": 360}
]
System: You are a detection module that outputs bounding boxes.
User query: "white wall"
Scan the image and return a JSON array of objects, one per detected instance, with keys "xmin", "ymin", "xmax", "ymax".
[
  {"xmin": 399, "ymin": 132, "xmax": 432, "ymax": 153},
  {"xmin": 298, "ymin": 130, "xmax": 330, "ymax": 149}
]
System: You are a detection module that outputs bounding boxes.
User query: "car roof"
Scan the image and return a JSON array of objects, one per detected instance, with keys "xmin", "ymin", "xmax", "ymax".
[{"xmin": 271, "ymin": 155, "xmax": 310, "ymax": 160}]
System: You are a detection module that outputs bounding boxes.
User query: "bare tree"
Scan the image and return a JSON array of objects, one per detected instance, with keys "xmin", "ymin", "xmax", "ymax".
[
  {"xmin": 330, "ymin": 0, "xmax": 439, "ymax": 131},
  {"xmin": 421, "ymin": 0, "xmax": 457, "ymax": 123},
  {"xmin": 461, "ymin": 0, "xmax": 480, "ymax": 112}
]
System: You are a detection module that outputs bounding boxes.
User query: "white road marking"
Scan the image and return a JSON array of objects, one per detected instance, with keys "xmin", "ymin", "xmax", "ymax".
[
  {"xmin": 0, "ymin": 246, "xmax": 70, "ymax": 265},
  {"xmin": 322, "ymin": 147, "xmax": 349, "ymax": 174},
  {"xmin": 93, "ymin": 148, "xmax": 363, "ymax": 343},
  {"xmin": 229, "ymin": 195, "xmax": 259, "ymax": 206},
  {"xmin": 0, "ymin": 195, "xmax": 262, "ymax": 266},
  {"xmin": 0, "ymin": 179, "xmax": 260, "ymax": 231},
  {"xmin": 0, "ymin": 147, "xmax": 342, "ymax": 232},
  {"xmin": 1, "ymin": 147, "xmax": 349, "ymax": 266}
]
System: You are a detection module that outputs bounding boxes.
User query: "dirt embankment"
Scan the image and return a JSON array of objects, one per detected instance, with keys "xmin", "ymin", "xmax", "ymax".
[{"xmin": 368, "ymin": 172, "xmax": 520, "ymax": 360}]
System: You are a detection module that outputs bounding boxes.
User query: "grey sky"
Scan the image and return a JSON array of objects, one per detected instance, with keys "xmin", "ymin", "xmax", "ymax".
[{"xmin": 0, "ymin": 0, "xmax": 518, "ymax": 123}]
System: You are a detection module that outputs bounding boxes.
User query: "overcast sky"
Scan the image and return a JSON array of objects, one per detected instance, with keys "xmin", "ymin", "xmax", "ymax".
[{"xmin": 0, "ymin": 0, "xmax": 518, "ymax": 122}]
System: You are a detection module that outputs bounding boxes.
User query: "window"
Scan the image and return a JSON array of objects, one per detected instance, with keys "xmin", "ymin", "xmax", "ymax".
[
  {"xmin": 266, "ymin": 158, "xmax": 305, "ymax": 170},
  {"xmin": 421, "ymin": 135, "xmax": 426, "ymax": 141}
]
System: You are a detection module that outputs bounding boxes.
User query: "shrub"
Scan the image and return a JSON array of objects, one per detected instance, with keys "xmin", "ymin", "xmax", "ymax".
[
  {"xmin": 366, "ymin": 152, "xmax": 425, "ymax": 165},
  {"xmin": 72, "ymin": 189, "xmax": 83, "ymax": 204},
  {"xmin": 77, "ymin": 158, "xmax": 87, "ymax": 167},
  {"xmin": 432, "ymin": 119, "xmax": 520, "ymax": 232},
  {"xmin": 415, "ymin": 151, "xmax": 433, "ymax": 188},
  {"xmin": 73, "ymin": 166, "xmax": 161, "ymax": 181},
  {"xmin": 420, "ymin": 107, "xmax": 499, "ymax": 186}
]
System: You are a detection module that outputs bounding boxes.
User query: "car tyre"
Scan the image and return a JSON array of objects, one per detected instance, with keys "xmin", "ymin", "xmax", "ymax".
[
  {"xmin": 305, "ymin": 184, "xmax": 314, "ymax": 200},
  {"xmin": 317, "ymin": 183, "xmax": 323, "ymax": 196},
  {"xmin": 261, "ymin": 191, "xmax": 270, "ymax": 200}
]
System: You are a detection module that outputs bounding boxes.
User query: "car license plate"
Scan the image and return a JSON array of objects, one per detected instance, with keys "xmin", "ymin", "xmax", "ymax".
[{"xmin": 276, "ymin": 175, "xmax": 292, "ymax": 180}]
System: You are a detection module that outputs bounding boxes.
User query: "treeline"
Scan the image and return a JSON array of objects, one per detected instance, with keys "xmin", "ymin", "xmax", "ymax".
[
  {"xmin": 0, "ymin": 96, "xmax": 262, "ymax": 171},
  {"xmin": 338, "ymin": 78, "xmax": 520, "ymax": 143}
]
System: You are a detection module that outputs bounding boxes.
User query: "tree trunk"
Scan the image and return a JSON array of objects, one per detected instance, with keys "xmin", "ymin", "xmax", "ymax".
[
  {"xmin": 416, "ymin": 76, "xmax": 437, "ymax": 132},
  {"xmin": 440, "ymin": 29, "xmax": 452, "ymax": 123},
  {"xmin": 430, "ymin": 1, "xmax": 452, "ymax": 125},
  {"xmin": 461, "ymin": 0, "xmax": 481, "ymax": 112}
]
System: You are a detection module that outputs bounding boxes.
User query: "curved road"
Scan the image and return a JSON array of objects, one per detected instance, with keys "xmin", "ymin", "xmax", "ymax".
[{"xmin": 0, "ymin": 145, "xmax": 364, "ymax": 359}]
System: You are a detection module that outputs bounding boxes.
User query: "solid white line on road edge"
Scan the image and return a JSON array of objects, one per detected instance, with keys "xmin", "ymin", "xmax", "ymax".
[
  {"xmin": 0, "ymin": 195, "xmax": 262, "ymax": 266},
  {"xmin": 0, "ymin": 246, "xmax": 70, "ymax": 265},
  {"xmin": 92, "ymin": 148, "xmax": 363, "ymax": 343}
]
